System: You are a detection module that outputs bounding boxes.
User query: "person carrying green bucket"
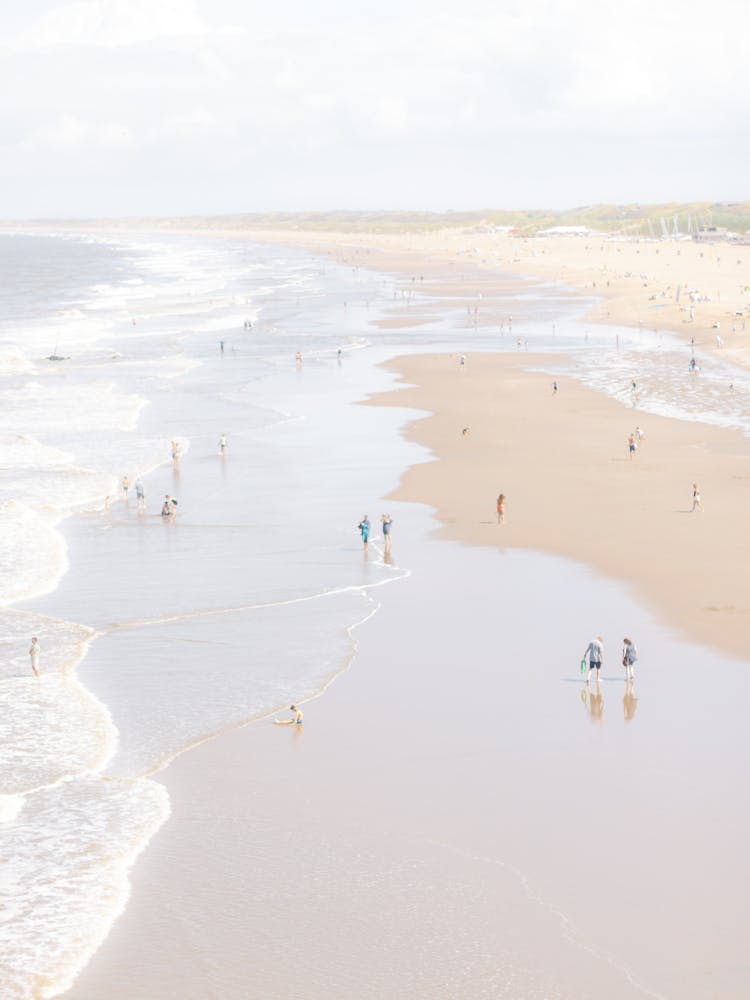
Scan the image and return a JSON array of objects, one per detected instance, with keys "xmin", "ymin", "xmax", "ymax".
[{"xmin": 581, "ymin": 636, "xmax": 604, "ymax": 684}]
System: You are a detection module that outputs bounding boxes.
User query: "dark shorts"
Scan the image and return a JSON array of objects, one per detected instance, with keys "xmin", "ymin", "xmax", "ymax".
[{"xmin": 590, "ymin": 660, "xmax": 601, "ymax": 670}]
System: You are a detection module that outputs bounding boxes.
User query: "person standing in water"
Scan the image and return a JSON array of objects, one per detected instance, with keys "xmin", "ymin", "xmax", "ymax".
[
  {"xmin": 219, "ymin": 434, "xmax": 227, "ymax": 456},
  {"xmin": 171, "ymin": 441, "xmax": 180, "ymax": 470},
  {"xmin": 622, "ymin": 638, "xmax": 638, "ymax": 681},
  {"xmin": 162, "ymin": 494, "xmax": 178, "ymax": 518},
  {"xmin": 122, "ymin": 475, "xmax": 130, "ymax": 501},
  {"xmin": 583, "ymin": 635, "xmax": 604, "ymax": 685},
  {"xmin": 358, "ymin": 515, "xmax": 371, "ymax": 552},
  {"xmin": 381, "ymin": 514, "xmax": 393, "ymax": 553},
  {"xmin": 135, "ymin": 479, "xmax": 145, "ymax": 510},
  {"xmin": 29, "ymin": 637, "xmax": 40, "ymax": 678}
]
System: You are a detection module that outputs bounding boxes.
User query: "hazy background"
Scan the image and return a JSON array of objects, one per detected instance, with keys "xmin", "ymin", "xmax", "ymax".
[{"xmin": 0, "ymin": 0, "xmax": 745, "ymax": 217}]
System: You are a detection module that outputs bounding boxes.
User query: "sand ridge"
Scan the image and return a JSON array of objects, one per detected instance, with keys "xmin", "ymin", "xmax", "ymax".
[{"xmin": 370, "ymin": 352, "xmax": 750, "ymax": 664}]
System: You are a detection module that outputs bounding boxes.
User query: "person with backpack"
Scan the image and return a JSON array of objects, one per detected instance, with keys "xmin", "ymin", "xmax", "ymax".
[{"xmin": 622, "ymin": 638, "xmax": 638, "ymax": 681}]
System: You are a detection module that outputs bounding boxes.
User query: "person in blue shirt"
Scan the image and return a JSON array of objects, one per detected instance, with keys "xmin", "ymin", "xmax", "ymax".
[
  {"xmin": 358, "ymin": 515, "xmax": 371, "ymax": 552},
  {"xmin": 582, "ymin": 636, "xmax": 604, "ymax": 685}
]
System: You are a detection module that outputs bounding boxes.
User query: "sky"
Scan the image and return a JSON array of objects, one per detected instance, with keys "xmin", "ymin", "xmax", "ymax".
[{"xmin": 0, "ymin": 0, "xmax": 746, "ymax": 217}]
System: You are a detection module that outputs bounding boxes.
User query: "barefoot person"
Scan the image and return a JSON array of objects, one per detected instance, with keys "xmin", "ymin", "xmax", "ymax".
[
  {"xmin": 628, "ymin": 433, "xmax": 637, "ymax": 459},
  {"xmin": 135, "ymin": 478, "xmax": 145, "ymax": 510},
  {"xmin": 219, "ymin": 433, "xmax": 227, "ymax": 456},
  {"xmin": 691, "ymin": 482, "xmax": 704, "ymax": 512},
  {"xmin": 162, "ymin": 494, "xmax": 178, "ymax": 518},
  {"xmin": 496, "ymin": 493, "xmax": 506, "ymax": 524},
  {"xmin": 122, "ymin": 475, "xmax": 130, "ymax": 501},
  {"xmin": 622, "ymin": 637, "xmax": 638, "ymax": 681},
  {"xmin": 381, "ymin": 514, "xmax": 393, "ymax": 553},
  {"xmin": 29, "ymin": 637, "xmax": 40, "ymax": 678},
  {"xmin": 358, "ymin": 515, "xmax": 371, "ymax": 552},
  {"xmin": 582, "ymin": 635, "xmax": 604, "ymax": 685},
  {"xmin": 274, "ymin": 705, "xmax": 304, "ymax": 726}
]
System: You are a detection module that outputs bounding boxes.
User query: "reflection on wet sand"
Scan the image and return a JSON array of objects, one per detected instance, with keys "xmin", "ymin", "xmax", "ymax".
[
  {"xmin": 581, "ymin": 683, "xmax": 604, "ymax": 724},
  {"xmin": 623, "ymin": 679, "xmax": 638, "ymax": 722},
  {"xmin": 579, "ymin": 680, "xmax": 639, "ymax": 725}
]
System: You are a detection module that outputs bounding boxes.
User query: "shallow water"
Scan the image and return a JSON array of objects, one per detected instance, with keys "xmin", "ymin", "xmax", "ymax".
[{"xmin": 2, "ymin": 228, "xmax": 750, "ymax": 998}]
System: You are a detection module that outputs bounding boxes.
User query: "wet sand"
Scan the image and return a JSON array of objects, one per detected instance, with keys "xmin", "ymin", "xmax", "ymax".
[
  {"xmin": 54, "ymin": 228, "xmax": 750, "ymax": 999},
  {"xmin": 67, "ymin": 529, "xmax": 750, "ymax": 1000},
  {"xmin": 144, "ymin": 223, "xmax": 750, "ymax": 370},
  {"xmin": 64, "ymin": 352, "xmax": 750, "ymax": 998},
  {"xmin": 372, "ymin": 352, "xmax": 750, "ymax": 664}
]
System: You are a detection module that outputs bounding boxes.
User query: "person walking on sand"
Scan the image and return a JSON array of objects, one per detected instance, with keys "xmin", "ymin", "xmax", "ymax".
[
  {"xmin": 381, "ymin": 513, "xmax": 393, "ymax": 553},
  {"xmin": 622, "ymin": 637, "xmax": 638, "ymax": 681},
  {"xmin": 635, "ymin": 425, "xmax": 644, "ymax": 444},
  {"xmin": 135, "ymin": 479, "xmax": 145, "ymax": 510},
  {"xmin": 122, "ymin": 475, "xmax": 130, "ymax": 501},
  {"xmin": 552, "ymin": 380, "xmax": 558, "ymax": 395},
  {"xmin": 274, "ymin": 705, "xmax": 303, "ymax": 726},
  {"xmin": 29, "ymin": 637, "xmax": 40, "ymax": 678},
  {"xmin": 358, "ymin": 515, "xmax": 371, "ymax": 552},
  {"xmin": 496, "ymin": 493, "xmax": 506, "ymax": 524},
  {"xmin": 692, "ymin": 482, "xmax": 704, "ymax": 512},
  {"xmin": 583, "ymin": 635, "xmax": 604, "ymax": 685},
  {"xmin": 219, "ymin": 433, "xmax": 227, "ymax": 456},
  {"xmin": 628, "ymin": 433, "xmax": 637, "ymax": 459}
]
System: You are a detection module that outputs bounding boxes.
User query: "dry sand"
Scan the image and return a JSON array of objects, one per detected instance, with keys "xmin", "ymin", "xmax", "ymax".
[
  {"xmin": 60, "ymin": 222, "xmax": 750, "ymax": 1000},
  {"xmin": 192, "ymin": 225, "xmax": 750, "ymax": 370},
  {"xmin": 372, "ymin": 353, "xmax": 750, "ymax": 664}
]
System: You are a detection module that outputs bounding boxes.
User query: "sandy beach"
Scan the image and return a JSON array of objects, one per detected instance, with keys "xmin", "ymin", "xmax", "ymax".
[
  {"xmin": 106, "ymin": 220, "xmax": 749, "ymax": 370},
  {"xmin": 66, "ymin": 515, "xmax": 750, "ymax": 1000},
  {"xmin": 39, "ymin": 223, "xmax": 749, "ymax": 1000},
  {"xmin": 373, "ymin": 352, "xmax": 750, "ymax": 663}
]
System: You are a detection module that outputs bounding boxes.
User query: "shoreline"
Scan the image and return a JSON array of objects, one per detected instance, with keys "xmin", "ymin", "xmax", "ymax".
[
  {"xmin": 20, "ymin": 218, "xmax": 750, "ymax": 370},
  {"xmin": 52, "ymin": 228, "xmax": 750, "ymax": 999},
  {"xmin": 371, "ymin": 352, "xmax": 750, "ymax": 666}
]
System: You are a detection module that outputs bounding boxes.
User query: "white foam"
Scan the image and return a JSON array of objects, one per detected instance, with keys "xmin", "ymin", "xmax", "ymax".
[
  {"xmin": 0, "ymin": 775, "xmax": 169, "ymax": 1000},
  {"xmin": 0, "ymin": 794, "xmax": 24, "ymax": 823},
  {"xmin": 0, "ymin": 504, "xmax": 68, "ymax": 605}
]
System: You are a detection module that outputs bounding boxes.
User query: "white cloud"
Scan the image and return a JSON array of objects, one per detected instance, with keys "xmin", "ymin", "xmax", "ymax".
[
  {"xmin": 40, "ymin": 113, "xmax": 89, "ymax": 149},
  {"xmin": 11, "ymin": 0, "xmax": 241, "ymax": 49},
  {"xmin": 0, "ymin": 0, "xmax": 746, "ymax": 214},
  {"xmin": 29, "ymin": 113, "xmax": 136, "ymax": 152}
]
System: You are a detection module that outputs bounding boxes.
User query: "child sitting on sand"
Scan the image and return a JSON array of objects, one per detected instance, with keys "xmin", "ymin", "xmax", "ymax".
[{"xmin": 274, "ymin": 705, "xmax": 304, "ymax": 726}]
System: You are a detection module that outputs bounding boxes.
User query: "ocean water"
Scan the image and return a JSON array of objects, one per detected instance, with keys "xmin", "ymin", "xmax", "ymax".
[{"xmin": 2, "ymin": 228, "xmax": 749, "ymax": 999}]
